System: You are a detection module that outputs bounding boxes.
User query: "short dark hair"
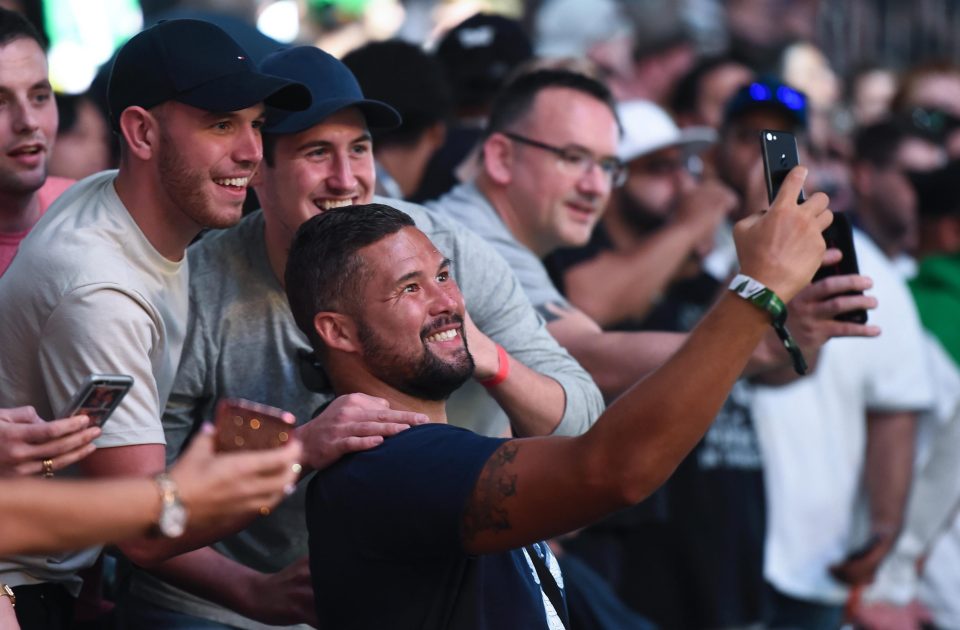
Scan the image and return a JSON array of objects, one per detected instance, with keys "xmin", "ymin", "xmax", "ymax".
[
  {"xmin": 484, "ymin": 68, "xmax": 620, "ymax": 139},
  {"xmin": 342, "ymin": 40, "xmax": 452, "ymax": 148},
  {"xmin": 854, "ymin": 119, "xmax": 910, "ymax": 168},
  {"xmin": 285, "ymin": 203, "xmax": 416, "ymax": 353},
  {"xmin": 0, "ymin": 7, "xmax": 46, "ymax": 50}
]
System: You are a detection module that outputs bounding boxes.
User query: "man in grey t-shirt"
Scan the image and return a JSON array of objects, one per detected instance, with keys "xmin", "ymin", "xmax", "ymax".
[
  {"xmin": 120, "ymin": 46, "xmax": 602, "ymax": 629},
  {"xmin": 428, "ymin": 69, "xmax": 880, "ymax": 401}
]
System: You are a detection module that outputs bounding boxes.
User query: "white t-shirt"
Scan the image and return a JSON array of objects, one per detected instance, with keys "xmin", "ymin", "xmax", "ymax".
[
  {"xmin": 0, "ymin": 170, "xmax": 186, "ymax": 594},
  {"xmin": 751, "ymin": 228, "xmax": 934, "ymax": 604}
]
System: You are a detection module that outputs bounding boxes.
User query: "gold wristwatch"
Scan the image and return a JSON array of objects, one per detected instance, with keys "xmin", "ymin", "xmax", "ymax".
[
  {"xmin": 154, "ymin": 473, "xmax": 187, "ymax": 538},
  {"xmin": 1, "ymin": 583, "xmax": 15, "ymax": 608}
]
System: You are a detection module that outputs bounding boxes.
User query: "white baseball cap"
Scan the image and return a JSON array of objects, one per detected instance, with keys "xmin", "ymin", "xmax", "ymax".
[{"xmin": 617, "ymin": 100, "xmax": 716, "ymax": 163}]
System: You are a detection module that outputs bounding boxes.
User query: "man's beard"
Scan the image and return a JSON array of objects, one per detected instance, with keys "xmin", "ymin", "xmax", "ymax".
[
  {"xmin": 618, "ymin": 190, "xmax": 669, "ymax": 235},
  {"xmin": 357, "ymin": 315, "xmax": 475, "ymax": 401},
  {"xmin": 157, "ymin": 130, "xmax": 238, "ymax": 230}
]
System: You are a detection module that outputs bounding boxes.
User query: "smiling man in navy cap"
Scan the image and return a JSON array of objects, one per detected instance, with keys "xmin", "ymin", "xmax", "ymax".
[{"xmin": 0, "ymin": 19, "xmax": 309, "ymax": 629}]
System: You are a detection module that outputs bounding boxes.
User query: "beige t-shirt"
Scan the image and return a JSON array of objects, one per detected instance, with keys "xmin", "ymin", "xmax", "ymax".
[{"xmin": 0, "ymin": 170, "xmax": 187, "ymax": 594}]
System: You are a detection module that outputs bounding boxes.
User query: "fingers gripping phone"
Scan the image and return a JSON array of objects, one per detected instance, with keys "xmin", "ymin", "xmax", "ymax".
[
  {"xmin": 60, "ymin": 374, "xmax": 134, "ymax": 427},
  {"xmin": 214, "ymin": 398, "xmax": 296, "ymax": 452},
  {"xmin": 760, "ymin": 130, "xmax": 868, "ymax": 324}
]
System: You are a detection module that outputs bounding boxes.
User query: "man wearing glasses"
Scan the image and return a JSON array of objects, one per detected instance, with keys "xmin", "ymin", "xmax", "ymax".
[
  {"xmin": 429, "ymin": 69, "xmax": 874, "ymax": 403},
  {"xmin": 429, "ymin": 70, "xmax": 650, "ymax": 399}
]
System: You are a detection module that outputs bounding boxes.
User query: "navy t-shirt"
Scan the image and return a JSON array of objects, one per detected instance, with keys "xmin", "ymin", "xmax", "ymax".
[{"xmin": 307, "ymin": 423, "xmax": 567, "ymax": 629}]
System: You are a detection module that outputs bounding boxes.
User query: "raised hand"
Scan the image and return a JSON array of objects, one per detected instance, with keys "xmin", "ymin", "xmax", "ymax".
[
  {"xmin": 734, "ymin": 166, "xmax": 833, "ymax": 302},
  {"xmin": 168, "ymin": 425, "xmax": 302, "ymax": 526},
  {"xmin": 787, "ymin": 272, "xmax": 882, "ymax": 352}
]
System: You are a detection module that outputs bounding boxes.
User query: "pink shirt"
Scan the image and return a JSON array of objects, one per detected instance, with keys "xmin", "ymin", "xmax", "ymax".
[{"xmin": 0, "ymin": 176, "xmax": 74, "ymax": 276}]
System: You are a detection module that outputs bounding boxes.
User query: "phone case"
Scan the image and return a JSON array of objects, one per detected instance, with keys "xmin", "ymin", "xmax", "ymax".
[
  {"xmin": 61, "ymin": 374, "xmax": 134, "ymax": 426},
  {"xmin": 214, "ymin": 398, "xmax": 296, "ymax": 452}
]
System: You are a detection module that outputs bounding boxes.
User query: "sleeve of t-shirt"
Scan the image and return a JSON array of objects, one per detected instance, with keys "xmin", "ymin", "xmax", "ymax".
[
  {"xmin": 162, "ymin": 281, "xmax": 214, "ymax": 465},
  {"xmin": 855, "ymin": 233, "xmax": 935, "ymax": 411},
  {"xmin": 440, "ymin": 221, "xmax": 604, "ymax": 436},
  {"xmin": 310, "ymin": 425, "xmax": 506, "ymax": 560},
  {"xmin": 38, "ymin": 285, "xmax": 166, "ymax": 447}
]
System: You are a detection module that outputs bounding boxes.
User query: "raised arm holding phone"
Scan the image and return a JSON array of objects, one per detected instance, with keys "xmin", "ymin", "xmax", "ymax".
[{"xmin": 282, "ymin": 172, "xmax": 831, "ymax": 627}]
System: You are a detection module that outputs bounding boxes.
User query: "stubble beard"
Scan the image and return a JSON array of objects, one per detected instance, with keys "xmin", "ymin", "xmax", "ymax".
[{"xmin": 157, "ymin": 132, "xmax": 240, "ymax": 231}]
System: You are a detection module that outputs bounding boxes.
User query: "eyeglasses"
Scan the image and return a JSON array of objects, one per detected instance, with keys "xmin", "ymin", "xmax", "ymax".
[{"xmin": 501, "ymin": 131, "xmax": 627, "ymax": 187}]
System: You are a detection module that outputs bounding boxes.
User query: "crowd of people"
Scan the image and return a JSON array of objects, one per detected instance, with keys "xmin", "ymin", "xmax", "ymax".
[{"xmin": 1, "ymin": 1, "xmax": 959, "ymax": 629}]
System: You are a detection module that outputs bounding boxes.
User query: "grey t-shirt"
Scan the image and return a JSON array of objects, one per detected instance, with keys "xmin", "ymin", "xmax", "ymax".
[
  {"xmin": 427, "ymin": 182, "xmax": 571, "ymax": 315},
  {"xmin": 131, "ymin": 200, "xmax": 602, "ymax": 628}
]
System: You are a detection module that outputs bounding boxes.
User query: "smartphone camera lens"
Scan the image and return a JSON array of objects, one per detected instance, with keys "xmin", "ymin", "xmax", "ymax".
[{"xmin": 766, "ymin": 132, "xmax": 774, "ymax": 141}]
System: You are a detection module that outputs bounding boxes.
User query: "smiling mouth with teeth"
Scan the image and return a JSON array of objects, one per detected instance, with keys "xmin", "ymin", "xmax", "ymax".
[
  {"xmin": 214, "ymin": 177, "xmax": 249, "ymax": 188},
  {"xmin": 318, "ymin": 199, "xmax": 354, "ymax": 210},
  {"xmin": 424, "ymin": 328, "xmax": 460, "ymax": 343}
]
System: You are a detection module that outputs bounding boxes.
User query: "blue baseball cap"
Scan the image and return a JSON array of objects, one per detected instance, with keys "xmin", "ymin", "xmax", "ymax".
[
  {"xmin": 260, "ymin": 46, "xmax": 401, "ymax": 134},
  {"xmin": 723, "ymin": 78, "xmax": 808, "ymax": 130},
  {"xmin": 108, "ymin": 19, "xmax": 311, "ymax": 130}
]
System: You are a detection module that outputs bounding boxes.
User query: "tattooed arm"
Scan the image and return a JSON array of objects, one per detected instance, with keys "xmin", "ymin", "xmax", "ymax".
[
  {"xmin": 460, "ymin": 168, "xmax": 831, "ymax": 554},
  {"xmin": 461, "ymin": 293, "xmax": 771, "ymax": 554}
]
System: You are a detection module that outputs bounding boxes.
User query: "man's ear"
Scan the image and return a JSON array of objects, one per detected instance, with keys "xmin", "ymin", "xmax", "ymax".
[
  {"xmin": 118, "ymin": 106, "xmax": 159, "ymax": 161},
  {"xmin": 425, "ymin": 121, "xmax": 447, "ymax": 153},
  {"xmin": 850, "ymin": 162, "xmax": 872, "ymax": 197},
  {"xmin": 481, "ymin": 133, "xmax": 514, "ymax": 185},
  {"xmin": 313, "ymin": 312, "xmax": 360, "ymax": 354}
]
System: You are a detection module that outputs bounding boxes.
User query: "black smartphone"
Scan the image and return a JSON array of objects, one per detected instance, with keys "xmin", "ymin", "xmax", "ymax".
[
  {"xmin": 60, "ymin": 374, "xmax": 134, "ymax": 427},
  {"xmin": 760, "ymin": 130, "xmax": 868, "ymax": 324}
]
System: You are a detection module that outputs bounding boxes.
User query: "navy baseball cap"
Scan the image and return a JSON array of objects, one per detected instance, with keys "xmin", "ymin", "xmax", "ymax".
[
  {"xmin": 260, "ymin": 46, "xmax": 401, "ymax": 135},
  {"xmin": 108, "ymin": 19, "xmax": 310, "ymax": 130},
  {"xmin": 723, "ymin": 78, "xmax": 808, "ymax": 130}
]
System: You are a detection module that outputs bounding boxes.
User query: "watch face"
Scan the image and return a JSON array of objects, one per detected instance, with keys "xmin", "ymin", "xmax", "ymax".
[{"xmin": 159, "ymin": 501, "xmax": 187, "ymax": 538}]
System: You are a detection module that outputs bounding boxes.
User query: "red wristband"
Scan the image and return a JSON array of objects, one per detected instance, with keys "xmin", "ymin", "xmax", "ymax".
[{"xmin": 479, "ymin": 344, "xmax": 510, "ymax": 388}]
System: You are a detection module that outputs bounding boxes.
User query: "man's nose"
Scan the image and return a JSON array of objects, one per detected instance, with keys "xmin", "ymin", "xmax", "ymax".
[
  {"xmin": 11, "ymin": 99, "xmax": 39, "ymax": 134},
  {"xmin": 327, "ymin": 154, "xmax": 359, "ymax": 191},
  {"xmin": 233, "ymin": 126, "xmax": 262, "ymax": 165}
]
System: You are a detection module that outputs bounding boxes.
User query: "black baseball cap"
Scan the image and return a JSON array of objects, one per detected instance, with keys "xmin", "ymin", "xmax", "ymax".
[
  {"xmin": 435, "ymin": 13, "xmax": 533, "ymax": 109},
  {"xmin": 107, "ymin": 19, "xmax": 310, "ymax": 130},
  {"xmin": 260, "ymin": 46, "xmax": 401, "ymax": 135},
  {"xmin": 910, "ymin": 159, "xmax": 960, "ymax": 217}
]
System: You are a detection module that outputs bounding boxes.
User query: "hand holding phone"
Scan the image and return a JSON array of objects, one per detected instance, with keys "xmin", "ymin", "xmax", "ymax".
[
  {"xmin": 759, "ymin": 130, "xmax": 868, "ymax": 323},
  {"xmin": 60, "ymin": 374, "xmax": 134, "ymax": 427},
  {"xmin": 214, "ymin": 398, "xmax": 296, "ymax": 452}
]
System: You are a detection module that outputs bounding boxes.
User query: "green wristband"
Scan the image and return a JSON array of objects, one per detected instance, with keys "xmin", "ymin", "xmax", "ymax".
[
  {"xmin": 729, "ymin": 274, "xmax": 808, "ymax": 375},
  {"xmin": 729, "ymin": 274, "xmax": 786, "ymax": 322}
]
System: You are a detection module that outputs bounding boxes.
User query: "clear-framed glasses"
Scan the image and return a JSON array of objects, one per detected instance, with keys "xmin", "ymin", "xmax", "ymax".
[{"xmin": 501, "ymin": 131, "xmax": 627, "ymax": 188}]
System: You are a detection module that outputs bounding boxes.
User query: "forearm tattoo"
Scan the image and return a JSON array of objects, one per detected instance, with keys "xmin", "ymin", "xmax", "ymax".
[{"xmin": 462, "ymin": 442, "xmax": 520, "ymax": 545}]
